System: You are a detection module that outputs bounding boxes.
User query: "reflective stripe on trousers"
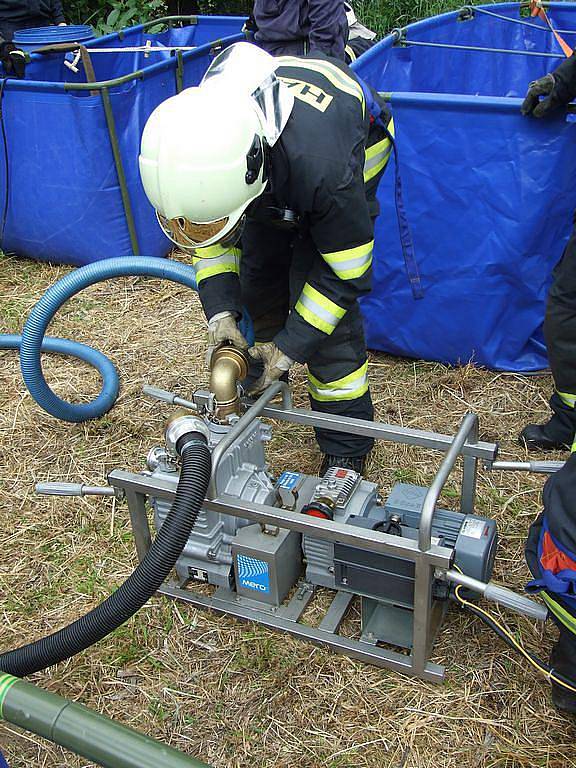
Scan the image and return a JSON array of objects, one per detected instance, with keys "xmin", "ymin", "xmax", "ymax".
[
  {"xmin": 308, "ymin": 361, "xmax": 369, "ymax": 402},
  {"xmin": 321, "ymin": 240, "xmax": 373, "ymax": 280},
  {"xmin": 295, "ymin": 283, "xmax": 346, "ymax": 335}
]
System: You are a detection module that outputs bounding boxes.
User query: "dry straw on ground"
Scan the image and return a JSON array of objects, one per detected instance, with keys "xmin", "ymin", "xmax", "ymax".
[{"xmin": 0, "ymin": 253, "xmax": 575, "ymax": 768}]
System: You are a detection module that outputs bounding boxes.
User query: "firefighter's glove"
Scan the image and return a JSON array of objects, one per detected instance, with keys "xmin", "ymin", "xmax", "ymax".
[
  {"xmin": 247, "ymin": 342, "xmax": 293, "ymax": 397},
  {"xmin": 0, "ymin": 42, "xmax": 26, "ymax": 79},
  {"xmin": 522, "ymin": 56, "xmax": 576, "ymax": 118},
  {"xmin": 206, "ymin": 311, "xmax": 248, "ymax": 368}
]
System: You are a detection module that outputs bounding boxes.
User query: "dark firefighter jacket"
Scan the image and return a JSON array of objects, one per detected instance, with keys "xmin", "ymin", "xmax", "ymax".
[
  {"xmin": 193, "ymin": 54, "xmax": 392, "ymax": 365},
  {"xmin": 0, "ymin": 0, "xmax": 64, "ymax": 40},
  {"xmin": 252, "ymin": 0, "xmax": 348, "ymax": 60}
]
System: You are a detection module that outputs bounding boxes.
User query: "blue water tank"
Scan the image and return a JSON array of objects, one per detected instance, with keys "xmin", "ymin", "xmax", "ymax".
[{"xmin": 13, "ymin": 25, "xmax": 94, "ymax": 52}]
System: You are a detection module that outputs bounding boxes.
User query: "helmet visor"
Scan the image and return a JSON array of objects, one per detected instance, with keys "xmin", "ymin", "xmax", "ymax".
[
  {"xmin": 157, "ymin": 213, "xmax": 228, "ymax": 250},
  {"xmin": 157, "ymin": 212, "xmax": 245, "ymax": 252}
]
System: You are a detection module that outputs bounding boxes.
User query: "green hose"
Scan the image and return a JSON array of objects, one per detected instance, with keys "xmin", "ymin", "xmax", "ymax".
[{"xmin": 0, "ymin": 672, "xmax": 212, "ymax": 768}]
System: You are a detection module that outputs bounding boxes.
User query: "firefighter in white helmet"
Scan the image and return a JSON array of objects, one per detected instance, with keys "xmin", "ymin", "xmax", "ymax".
[{"xmin": 139, "ymin": 42, "xmax": 393, "ymax": 475}]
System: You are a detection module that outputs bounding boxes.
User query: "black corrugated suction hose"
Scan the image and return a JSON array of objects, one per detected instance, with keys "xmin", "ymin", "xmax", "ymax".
[{"xmin": 0, "ymin": 433, "xmax": 211, "ymax": 677}]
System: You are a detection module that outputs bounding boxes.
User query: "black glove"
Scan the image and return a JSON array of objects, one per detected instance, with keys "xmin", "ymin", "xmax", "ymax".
[
  {"xmin": 521, "ymin": 55, "xmax": 576, "ymax": 118},
  {"xmin": 0, "ymin": 42, "xmax": 26, "ymax": 79}
]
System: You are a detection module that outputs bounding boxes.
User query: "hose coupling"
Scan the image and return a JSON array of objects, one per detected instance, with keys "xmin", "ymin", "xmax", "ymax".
[
  {"xmin": 209, "ymin": 345, "xmax": 249, "ymax": 421},
  {"xmin": 165, "ymin": 410, "xmax": 210, "ymax": 457}
]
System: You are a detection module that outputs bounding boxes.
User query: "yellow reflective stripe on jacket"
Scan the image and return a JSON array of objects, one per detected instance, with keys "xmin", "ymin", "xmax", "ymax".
[
  {"xmin": 364, "ymin": 117, "xmax": 395, "ymax": 182},
  {"xmin": 279, "ymin": 56, "xmax": 365, "ymax": 113},
  {"xmin": 542, "ymin": 592, "xmax": 576, "ymax": 636},
  {"xmin": 557, "ymin": 390, "xmax": 576, "ymax": 408},
  {"xmin": 308, "ymin": 361, "xmax": 369, "ymax": 402},
  {"xmin": 192, "ymin": 247, "xmax": 240, "ymax": 284},
  {"xmin": 345, "ymin": 44, "xmax": 357, "ymax": 62},
  {"xmin": 322, "ymin": 240, "xmax": 373, "ymax": 280},
  {"xmin": 295, "ymin": 283, "xmax": 346, "ymax": 335}
]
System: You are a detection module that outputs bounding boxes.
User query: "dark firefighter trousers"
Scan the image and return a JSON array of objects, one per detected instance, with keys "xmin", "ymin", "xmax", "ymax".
[
  {"xmin": 544, "ymin": 213, "xmax": 576, "ymax": 449},
  {"xmin": 240, "ymin": 220, "xmax": 373, "ymax": 458}
]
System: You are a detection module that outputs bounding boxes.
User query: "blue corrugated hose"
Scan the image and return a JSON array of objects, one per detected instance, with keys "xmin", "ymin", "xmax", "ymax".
[{"xmin": 0, "ymin": 256, "xmax": 253, "ymax": 423}]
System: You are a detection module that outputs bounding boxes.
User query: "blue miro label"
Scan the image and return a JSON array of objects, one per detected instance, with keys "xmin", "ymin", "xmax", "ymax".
[
  {"xmin": 277, "ymin": 471, "xmax": 302, "ymax": 491},
  {"xmin": 237, "ymin": 554, "xmax": 270, "ymax": 594}
]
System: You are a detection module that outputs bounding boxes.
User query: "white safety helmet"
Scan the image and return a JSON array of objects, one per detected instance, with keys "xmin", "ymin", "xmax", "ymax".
[
  {"xmin": 139, "ymin": 42, "xmax": 293, "ymax": 252},
  {"xmin": 139, "ymin": 85, "xmax": 267, "ymax": 251}
]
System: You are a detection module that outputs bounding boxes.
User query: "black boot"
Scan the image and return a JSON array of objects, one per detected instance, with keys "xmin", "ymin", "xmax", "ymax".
[
  {"xmin": 319, "ymin": 453, "xmax": 366, "ymax": 477},
  {"xmin": 550, "ymin": 631, "xmax": 576, "ymax": 715},
  {"xmin": 519, "ymin": 393, "xmax": 575, "ymax": 452}
]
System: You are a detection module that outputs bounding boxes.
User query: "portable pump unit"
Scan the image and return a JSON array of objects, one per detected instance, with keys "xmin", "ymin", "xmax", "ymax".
[
  {"xmin": 37, "ymin": 346, "xmax": 547, "ymax": 683},
  {"xmin": 150, "ymin": 433, "xmax": 497, "ymax": 651}
]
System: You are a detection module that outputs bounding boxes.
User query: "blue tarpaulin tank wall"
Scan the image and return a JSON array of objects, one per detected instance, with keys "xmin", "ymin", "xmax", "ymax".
[
  {"xmin": 353, "ymin": 2, "xmax": 576, "ymax": 371},
  {"xmin": 0, "ymin": 16, "xmax": 246, "ymax": 266}
]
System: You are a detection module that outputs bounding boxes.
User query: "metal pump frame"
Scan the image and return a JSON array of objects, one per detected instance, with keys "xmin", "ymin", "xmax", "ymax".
[{"xmin": 108, "ymin": 383, "xmax": 502, "ymax": 683}]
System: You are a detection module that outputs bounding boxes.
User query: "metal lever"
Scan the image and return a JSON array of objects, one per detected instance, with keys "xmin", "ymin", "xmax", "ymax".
[
  {"xmin": 442, "ymin": 569, "xmax": 549, "ymax": 622},
  {"xmin": 142, "ymin": 384, "xmax": 197, "ymax": 411},
  {"xmin": 35, "ymin": 482, "xmax": 117, "ymax": 497},
  {"xmin": 488, "ymin": 460, "xmax": 565, "ymax": 474}
]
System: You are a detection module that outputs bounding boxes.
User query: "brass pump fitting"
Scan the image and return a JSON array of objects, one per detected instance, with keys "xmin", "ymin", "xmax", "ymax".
[{"xmin": 209, "ymin": 345, "xmax": 249, "ymax": 421}]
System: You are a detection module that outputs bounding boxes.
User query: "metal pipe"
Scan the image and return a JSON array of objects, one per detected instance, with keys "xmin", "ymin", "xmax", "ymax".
[
  {"xmin": 489, "ymin": 459, "xmax": 565, "ymax": 474},
  {"xmin": 418, "ymin": 413, "xmax": 479, "ymax": 552},
  {"xmin": 0, "ymin": 672, "xmax": 211, "ymax": 768},
  {"xmin": 142, "ymin": 384, "xmax": 198, "ymax": 411},
  {"xmin": 35, "ymin": 482, "xmax": 117, "ymax": 497},
  {"xmin": 209, "ymin": 345, "xmax": 249, "ymax": 421},
  {"xmin": 175, "ymin": 49, "xmax": 184, "ymax": 93},
  {"xmin": 208, "ymin": 381, "xmax": 292, "ymax": 498},
  {"xmin": 108, "ymin": 469, "xmax": 453, "ymax": 567},
  {"xmin": 442, "ymin": 570, "xmax": 549, "ymax": 622},
  {"xmin": 192, "ymin": 391, "xmax": 498, "ymax": 460},
  {"xmin": 100, "ymin": 86, "xmax": 140, "ymax": 256},
  {"xmin": 401, "ymin": 39, "xmax": 563, "ymax": 58},
  {"xmin": 470, "ymin": 5, "xmax": 576, "ymax": 34}
]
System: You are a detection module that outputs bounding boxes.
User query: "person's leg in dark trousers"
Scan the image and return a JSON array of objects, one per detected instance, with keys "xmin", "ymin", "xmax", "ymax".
[
  {"xmin": 289, "ymin": 232, "xmax": 374, "ymax": 470},
  {"xmin": 239, "ymin": 220, "xmax": 293, "ymax": 386},
  {"xmin": 549, "ymin": 622, "xmax": 576, "ymax": 714},
  {"xmin": 521, "ymin": 220, "xmax": 576, "ymax": 451}
]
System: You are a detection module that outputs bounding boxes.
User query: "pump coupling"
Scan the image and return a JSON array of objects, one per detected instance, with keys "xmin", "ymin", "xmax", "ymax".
[
  {"xmin": 209, "ymin": 345, "xmax": 249, "ymax": 421},
  {"xmin": 165, "ymin": 410, "xmax": 210, "ymax": 457}
]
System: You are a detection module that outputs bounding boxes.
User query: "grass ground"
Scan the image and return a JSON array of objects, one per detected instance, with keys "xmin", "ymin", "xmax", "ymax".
[{"xmin": 1, "ymin": 253, "xmax": 575, "ymax": 767}]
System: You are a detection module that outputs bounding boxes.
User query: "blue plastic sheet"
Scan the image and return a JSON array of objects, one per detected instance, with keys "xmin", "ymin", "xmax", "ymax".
[
  {"xmin": 353, "ymin": 2, "xmax": 576, "ymax": 371},
  {"xmin": 0, "ymin": 16, "xmax": 245, "ymax": 266}
]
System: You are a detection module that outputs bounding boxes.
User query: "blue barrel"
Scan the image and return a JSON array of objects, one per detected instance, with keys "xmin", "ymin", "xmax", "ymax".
[
  {"xmin": 353, "ymin": 2, "xmax": 576, "ymax": 372},
  {"xmin": 13, "ymin": 25, "xmax": 95, "ymax": 52}
]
